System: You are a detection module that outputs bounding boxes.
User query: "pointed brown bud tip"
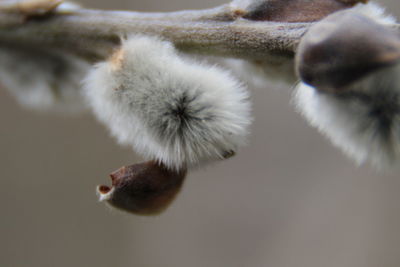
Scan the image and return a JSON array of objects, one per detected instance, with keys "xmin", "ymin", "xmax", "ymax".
[
  {"xmin": 241, "ymin": 0, "xmax": 365, "ymax": 22},
  {"xmin": 296, "ymin": 11, "xmax": 400, "ymax": 91},
  {"xmin": 97, "ymin": 161, "xmax": 187, "ymax": 216}
]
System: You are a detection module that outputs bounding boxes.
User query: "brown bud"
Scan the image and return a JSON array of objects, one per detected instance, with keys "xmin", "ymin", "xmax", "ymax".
[
  {"xmin": 296, "ymin": 10, "xmax": 400, "ymax": 91},
  {"xmin": 97, "ymin": 161, "xmax": 187, "ymax": 215},
  {"xmin": 337, "ymin": 0, "xmax": 368, "ymax": 4},
  {"xmin": 242, "ymin": 0, "xmax": 364, "ymax": 22}
]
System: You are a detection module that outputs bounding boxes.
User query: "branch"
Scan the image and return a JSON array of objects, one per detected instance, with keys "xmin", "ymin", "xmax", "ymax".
[{"xmin": 0, "ymin": 1, "xmax": 312, "ymax": 63}]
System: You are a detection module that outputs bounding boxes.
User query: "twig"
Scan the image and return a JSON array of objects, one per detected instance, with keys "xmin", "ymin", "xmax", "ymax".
[{"xmin": 0, "ymin": 1, "xmax": 309, "ymax": 62}]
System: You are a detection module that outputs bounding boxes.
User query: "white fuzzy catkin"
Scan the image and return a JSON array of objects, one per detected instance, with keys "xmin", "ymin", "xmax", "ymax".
[
  {"xmin": 224, "ymin": 2, "xmax": 395, "ymax": 89},
  {"xmin": 0, "ymin": 45, "xmax": 89, "ymax": 112},
  {"xmin": 293, "ymin": 3, "xmax": 399, "ymax": 168},
  {"xmin": 84, "ymin": 35, "xmax": 251, "ymax": 170},
  {"xmin": 294, "ymin": 64, "xmax": 400, "ymax": 168}
]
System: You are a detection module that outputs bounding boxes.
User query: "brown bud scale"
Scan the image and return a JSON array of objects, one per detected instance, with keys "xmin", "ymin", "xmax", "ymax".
[
  {"xmin": 97, "ymin": 161, "xmax": 187, "ymax": 215},
  {"xmin": 242, "ymin": 0, "xmax": 366, "ymax": 22}
]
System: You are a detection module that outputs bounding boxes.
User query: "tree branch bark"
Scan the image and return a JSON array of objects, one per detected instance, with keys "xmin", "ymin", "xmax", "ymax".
[{"xmin": 0, "ymin": 1, "xmax": 309, "ymax": 62}]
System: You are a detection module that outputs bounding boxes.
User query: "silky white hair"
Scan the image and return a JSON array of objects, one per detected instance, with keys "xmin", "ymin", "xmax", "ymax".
[
  {"xmin": 84, "ymin": 35, "xmax": 252, "ymax": 170},
  {"xmin": 351, "ymin": 2, "xmax": 396, "ymax": 25},
  {"xmin": 292, "ymin": 2, "xmax": 399, "ymax": 168},
  {"xmin": 294, "ymin": 64, "xmax": 400, "ymax": 168},
  {"xmin": 0, "ymin": 44, "xmax": 89, "ymax": 112}
]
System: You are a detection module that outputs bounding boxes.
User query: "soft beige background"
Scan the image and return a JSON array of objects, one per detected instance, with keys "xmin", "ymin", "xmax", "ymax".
[{"xmin": 1, "ymin": 0, "xmax": 399, "ymax": 266}]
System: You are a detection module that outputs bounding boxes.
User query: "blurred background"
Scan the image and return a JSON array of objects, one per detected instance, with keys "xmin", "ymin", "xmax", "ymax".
[{"xmin": 1, "ymin": 0, "xmax": 400, "ymax": 266}]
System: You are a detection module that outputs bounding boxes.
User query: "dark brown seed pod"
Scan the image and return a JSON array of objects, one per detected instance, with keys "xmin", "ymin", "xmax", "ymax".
[
  {"xmin": 97, "ymin": 161, "xmax": 187, "ymax": 215},
  {"xmin": 296, "ymin": 10, "xmax": 400, "ymax": 91},
  {"xmin": 242, "ymin": 0, "xmax": 365, "ymax": 23}
]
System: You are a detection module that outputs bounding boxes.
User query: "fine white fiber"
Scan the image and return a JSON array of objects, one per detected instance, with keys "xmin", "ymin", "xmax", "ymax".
[
  {"xmin": 294, "ymin": 64, "xmax": 400, "ymax": 168},
  {"xmin": 84, "ymin": 35, "xmax": 252, "ymax": 170},
  {"xmin": 0, "ymin": 44, "xmax": 89, "ymax": 113}
]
